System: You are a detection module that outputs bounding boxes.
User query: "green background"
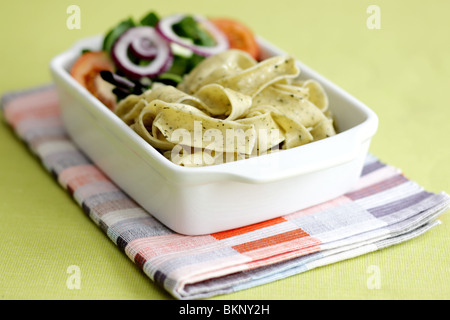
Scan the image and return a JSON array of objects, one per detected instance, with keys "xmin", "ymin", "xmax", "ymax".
[{"xmin": 1, "ymin": 0, "xmax": 449, "ymax": 300}]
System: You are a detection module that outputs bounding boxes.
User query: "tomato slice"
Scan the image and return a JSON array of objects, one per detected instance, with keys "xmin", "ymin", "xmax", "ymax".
[
  {"xmin": 210, "ymin": 18, "xmax": 260, "ymax": 60},
  {"xmin": 70, "ymin": 51, "xmax": 117, "ymax": 110}
]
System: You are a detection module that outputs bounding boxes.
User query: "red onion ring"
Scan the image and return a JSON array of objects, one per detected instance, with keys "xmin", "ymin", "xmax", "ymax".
[
  {"xmin": 130, "ymin": 37, "xmax": 158, "ymax": 59},
  {"xmin": 111, "ymin": 26, "xmax": 173, "ymax": 79},
  {"xmin": 156, "ymin": 13, "xmax": 229, "ymax": 57}
]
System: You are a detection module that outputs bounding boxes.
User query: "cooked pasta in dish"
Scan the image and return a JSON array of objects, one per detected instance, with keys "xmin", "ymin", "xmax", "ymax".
[{"xmin": 114, "ymin": 49, "xmax": 336, "ymax": 166}]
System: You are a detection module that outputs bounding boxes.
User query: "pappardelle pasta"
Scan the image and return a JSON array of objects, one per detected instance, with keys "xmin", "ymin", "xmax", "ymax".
[{"xmin": 115, "ymin": 49, "xmax": 336, "ymax": 166}]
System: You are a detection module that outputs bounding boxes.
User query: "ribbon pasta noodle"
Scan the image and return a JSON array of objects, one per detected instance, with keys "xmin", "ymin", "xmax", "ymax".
[{"xmin": 115, "ymin": 49, "xmax": 337, "ymax": 166}]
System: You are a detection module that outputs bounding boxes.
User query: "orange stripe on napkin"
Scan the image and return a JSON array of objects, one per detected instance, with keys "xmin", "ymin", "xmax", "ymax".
[
  {"xmin": 232, "ymin": 228, "xmax": 311, "ymax": 253},
  {"xmin": 58, "ymin": 164, "xmax": 109, "ymax": 192},
  {"xmin": 3, "ymin": 89, "xmax": 60, "ymax": 128},
  {"xmin": 212, "ymin": 217, "xmax": 287, "ymax": 240}
]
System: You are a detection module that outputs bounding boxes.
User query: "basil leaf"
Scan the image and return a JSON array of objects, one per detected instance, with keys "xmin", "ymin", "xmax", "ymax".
[
  {"xmin": 102, "ymin": 18, "xmax": 136, "ymax": 53},
  {"xmin": 172, "ymin": 16, "xmax": 215, "ymax": 46},
  {"xmin": 140, "ymin": 11, "xmax": 160, "ymax": 27}
]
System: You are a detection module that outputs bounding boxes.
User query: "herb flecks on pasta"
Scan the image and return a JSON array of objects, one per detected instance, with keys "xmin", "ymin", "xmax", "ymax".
[{"xmin": 115, "ymin": 49, "xmax": 336, "ymax": 166}]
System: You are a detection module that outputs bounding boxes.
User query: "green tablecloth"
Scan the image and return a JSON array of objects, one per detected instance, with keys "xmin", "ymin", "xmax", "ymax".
[{"xmin": 1, "ymin": 0, "xmax": 449, "ymax": 300}]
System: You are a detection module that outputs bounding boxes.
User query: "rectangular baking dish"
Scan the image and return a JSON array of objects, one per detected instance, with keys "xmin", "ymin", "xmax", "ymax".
[{"xmin": 50, "ymin": 34, "xmax": 378, "ymax": 235}]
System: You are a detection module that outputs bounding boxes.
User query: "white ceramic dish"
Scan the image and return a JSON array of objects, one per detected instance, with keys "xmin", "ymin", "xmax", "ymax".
[{"xmin": 50, "ymin": 34, "xmax": 378, "ymax": 235}]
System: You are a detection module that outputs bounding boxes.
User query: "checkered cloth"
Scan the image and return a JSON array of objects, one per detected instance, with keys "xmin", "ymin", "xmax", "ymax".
[{"xmin": 2, "ymin": 85, "xmax": 449, "ymax": 299}]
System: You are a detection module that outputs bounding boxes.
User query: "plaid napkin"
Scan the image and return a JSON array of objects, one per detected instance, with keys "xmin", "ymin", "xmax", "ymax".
[{"xmin": 2, "ymin": 85, "xmax": 449, "ymax": 299}]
